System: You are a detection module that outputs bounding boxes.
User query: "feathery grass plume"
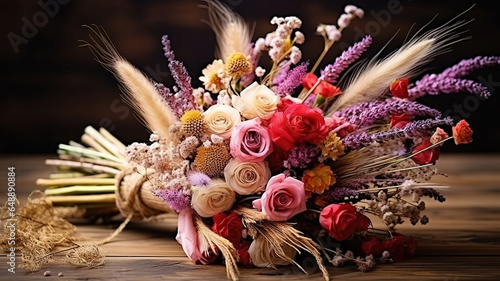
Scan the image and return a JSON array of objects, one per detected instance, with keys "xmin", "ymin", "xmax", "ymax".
[
  {"xmin": 326, "ymin": 16, "xmax": 472, "ymax": 115},
  {"xmin": 202, "ymin": 0, "xmax": 252, "ymax": 60},
  {"xmin": 79, "ymin": 25, "xmax": 177, "ymax": 141}
]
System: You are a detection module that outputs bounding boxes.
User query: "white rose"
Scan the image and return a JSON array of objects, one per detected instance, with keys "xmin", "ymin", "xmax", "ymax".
[
  {"xmin": 191, "ymin": 179, "xmax": 235, "ymax": 218},
  {"xmin": 232, "ymin": 82, "xmax": 279, "ymax": 120},
  {"xmin": 202, "ymin": 104, "xmax": 241, "ymax": 139},
  {"xmin": 248, "ymin": 235, "xmax": 297, "ymax": 267},
  {"xmin": 224, "ymin": 160, "xmax": 271, "ymax": 195}
]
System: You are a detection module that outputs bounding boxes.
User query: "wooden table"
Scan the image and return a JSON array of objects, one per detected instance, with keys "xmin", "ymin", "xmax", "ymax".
[{"xmin": 1, "ymin": 154, "xmax": 500, "ymax": 280}]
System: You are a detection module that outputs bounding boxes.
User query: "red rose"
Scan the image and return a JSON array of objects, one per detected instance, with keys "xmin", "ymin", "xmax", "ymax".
[
  {"xmin": 319, "ymin": 203, "xmax": 367, "ymax": 241},
  {"xmin": 390, "ymin": 78, "xmax": 409, "ymax": 98},
  {"xmin": 237, "ymin": 241, "xmax": 253, "ymax": 268},
  {"xmin": 360, "ymin": 235, "xmax": 384, "ymax": 257},
  {"xmin": 211, "ymin": 212, "xmax": 244, "ymax": 246},
  {"xmin": 277, "ymin": 97, "xmax": 299, "ymax": 112},
  {"xmin": 355, "ymin": 213, "xmax": 371, "ymax": 232},
  {"xmin": 269, "ymin": 104, "xmax": 328, "ymax": 151},
  {"xmin": 390, "ymin": 113, "xmax": 411, "ymax": 129},
  {"xmin": 301, "ymin": 73, "xmax": 341, "ymax": 99},
  {"xmin": 452, "ymin": 119, "xmax": 473, "ymax": 145},
  {"xmin": 383, "ymin": 234, "xmax": 418, "ymax": 262},
  {"xmin": 302, "ymin": 73, "xmax": 318, "ymax": 89},
  {"xmin": 383, "ymin": 235, "xmax": 406, "ymax": 262},
  {"xmin": 315, "ymin": 81, "xmax": 342, "ymax": 99},
  {"xmin": 266, "ymin": 146, "xmax": 289, "ymax": 172},
  {"xmin": 412, "ymin": 138, "xmax": 439, "ymax": 165}
]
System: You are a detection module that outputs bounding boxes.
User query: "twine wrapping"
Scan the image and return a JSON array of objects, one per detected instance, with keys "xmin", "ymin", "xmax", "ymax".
[{"xmin": 115, "ymin": 165, "xmax": 173, "ymax": 219}]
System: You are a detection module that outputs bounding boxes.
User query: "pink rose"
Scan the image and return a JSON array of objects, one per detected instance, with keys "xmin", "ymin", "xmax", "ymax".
[
  {"xmin": 230, "ymin": 118, "xmax": 273, "ymax": 162},
  {"xmin": 252, "ymin": 174, "xmax": 307, "ymax": 221},
  {"xmin": 175, "ymin": 208, "xmax": 202, "ymax": 261}
]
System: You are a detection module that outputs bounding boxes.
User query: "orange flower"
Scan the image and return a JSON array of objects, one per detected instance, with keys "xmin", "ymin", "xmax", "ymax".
[
  {"xmin": 452, "ymin": 119, "xmax": 473, "ymax": 145},
  {"xmin": 302, "ymin": 164, "xmax": 336, "ymax": 194}
]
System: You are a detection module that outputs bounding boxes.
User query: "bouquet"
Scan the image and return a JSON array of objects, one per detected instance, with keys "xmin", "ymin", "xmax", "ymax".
[{"xmin": 24, "ymin": 1, "xmax": 499, "ymax": 280}]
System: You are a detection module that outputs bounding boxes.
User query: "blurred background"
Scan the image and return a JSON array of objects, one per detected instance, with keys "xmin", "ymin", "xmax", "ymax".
[{"xmin": 1, "ymin": 0, "xmax": 499, "ymax": 154}]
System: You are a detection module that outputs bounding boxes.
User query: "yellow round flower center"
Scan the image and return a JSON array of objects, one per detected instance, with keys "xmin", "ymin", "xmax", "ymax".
[{"xmin": 225, "ymin": 52, "xmax": 252, "ymax": 77}]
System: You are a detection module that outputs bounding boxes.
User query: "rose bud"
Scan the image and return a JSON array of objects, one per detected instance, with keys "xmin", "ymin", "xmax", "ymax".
[
  {"xmin": 390, "ymin": 113, "xmax": 411, "ymax": 129},
  {"xmin": 390, "ymin": 78, "xmax": 409, "ymax": 98},
  {"xmin": 452, "ymin": 119, "xmax": 473, "ymax": 145},
  {"xmin": 360, "ymin": 235, "xmax": 384, "ymax": 257},
  {"xmin": 412, "ymin": 138, "xmax": 439, "ymax": 165}
]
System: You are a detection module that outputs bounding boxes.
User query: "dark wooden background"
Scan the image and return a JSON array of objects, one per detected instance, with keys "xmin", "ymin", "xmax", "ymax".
[{"xmin": 1, "ymin": 0, "xmax": 500, "ymax": 154}]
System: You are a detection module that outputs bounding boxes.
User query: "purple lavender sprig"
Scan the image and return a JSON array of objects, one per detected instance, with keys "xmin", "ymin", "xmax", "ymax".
[
  {"xmin": 334, "ymin": 98, "xmax": 441, "ymax": 127},
  {"xmin": 409, "ymin": 56, "xmax": 500, "ymax": 99},
  {"xmin": 320, "ymin": 35, "xmax": 372, "ymax": 83},
  {"xmin": 161, "ymin": 35, "xmax": 197, "ymax": 113},
  {"xmin": 276, "ymin": 63, "xmax": 309, "ymax": 97},
  {"xmin": 154, "ymin": 188, "xmax": 191, "ymax": 213},
  {"xmin": 343, "ymin": 117, "xmax": 454, "ymax": 149}
]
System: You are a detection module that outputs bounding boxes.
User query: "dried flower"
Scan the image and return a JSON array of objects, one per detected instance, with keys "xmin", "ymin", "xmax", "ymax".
[
  {"xmin": 194, "ymin": 143, "xmax": 232, "ymax": 177},
  {"xmin": 318, "ymin": 132, "xmax": 345, "ymax": 160},
  {"xmin": 452, "ymin": 119, "xmax": 473, "ymax": 145},
  {"xmin": 302, "ymin": 164, "xmax": 336, "ymax": 194},
  {"xmin": 191, "ymin": 179, "xmax": 235, "ymax": 217},
  {"xmin": 390, "ymin": 78, "xmax": 409, "ymax": 98},
  {"xmin": 202, "ymin": 104, "xmax": 241, "ymax": 139},
  {"xmin": 255, "ymin": 66, "xmax": 266, "ymax": 77},
  {"xmin": 320, "ymin": 35, "xmax": 372, "ymax": 84},
  {"xmin": 225, "ymin": 52, "xmax": 253, "ymax": 77},
  {"xmin": 180, "ymin": 110, "xmax": 206, "ymax": 137},
  {"xmin": 224, "ymin": 159, "xmax": 271, "ymax": 195},
  {"xmin": 430, "ymin": 127, "xmax": 449, "ymax": 145},
  {"xmin": 200, "ymin": 59, "xmax": 229, "ymax": 93},
  {"xmin": 154, "ymin": 188, "xmax": 191, "ymax": 212},
  {"xmin": 232, "ymin": 82, "xmax": 279, "ymax": 120}
]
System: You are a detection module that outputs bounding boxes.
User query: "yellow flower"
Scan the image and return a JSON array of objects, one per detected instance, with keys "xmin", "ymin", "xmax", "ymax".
[
  {"xmin": 225, "ymin": 52, "xmax": 252, "ymax": 77},
  {"xmin": 318, "ymin": 132, "xmax": 345, "ymax": 160},
  {"xmin": 302, "ymin": 164, "xmax": 336, "ymax": 194},
  {"xmin": 199, "ymin": 59, "xmax": 229, "ymax": 93},
  {"xmin": 180, "ymin": 110, "xmax": 206, "ymax": 137}
]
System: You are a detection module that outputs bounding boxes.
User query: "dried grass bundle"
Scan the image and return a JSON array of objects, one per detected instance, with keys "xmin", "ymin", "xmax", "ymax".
[
  {"xmin": 236, "ymin": 207, "xmax": 330, "ymax": 281},
  {"xmin": 195, "ymin": 216, "xmax": 239, "ymax": 281}
]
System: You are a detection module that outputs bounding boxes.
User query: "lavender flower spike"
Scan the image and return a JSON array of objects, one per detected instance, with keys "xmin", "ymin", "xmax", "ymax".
[
  {"xmin": 160, "ymin": 35, "xmax": 197, "ymax": 113},
  {"xmin": 344, "ymin": 117, "xmax": 454, "ymax": 149},
  {"xmin": 409, "ymin": 56, "xmax": 500, "ymax": 99},
  {"xmin": 276, "ymin": 63, "xmax": 308, "ymax": 97},
  {"xmin": 320, "ymin": 35, "xmax": 372, "ymax": 83},
  {"xmin": 335, "ymin": 98, "xmax": 441, "ymax": 127}
]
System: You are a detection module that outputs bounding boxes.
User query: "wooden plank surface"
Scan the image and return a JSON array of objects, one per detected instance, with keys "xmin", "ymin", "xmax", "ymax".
[{"xmin": 1, "ymin": 154, "xmax": 500, "ymax": 280}]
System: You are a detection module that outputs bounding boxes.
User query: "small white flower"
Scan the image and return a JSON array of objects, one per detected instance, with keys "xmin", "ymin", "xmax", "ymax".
[
  {"xmin": 325, "ymin": 25, "xmax": 342, "ymax": 41},
  {"xmin": 294, "ymin": 31, "xmax": 305, "ymax": 44},
  {"xmin": 290, "ymin": 46, "xmax": 302, "ymax": 64},
  {"xmin": 338, "ymin": 13, "xmax": 352, "ymax": 28},
  {"xmin": 255, "ymin": 66, "xmax": 266, "ymax": 78},
  {"xmin": 354, "ymin": 8, "xmax": 365, "ymax": 18},
  {"xmin": 344, "ymin": 4, "xmax": 358, "ymax": 14}
]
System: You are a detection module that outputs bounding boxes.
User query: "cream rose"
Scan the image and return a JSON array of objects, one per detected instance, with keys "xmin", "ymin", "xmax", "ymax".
[
  {"xmin": 232, "ymin": 82, "xmax": 279, "ymax": 120},
  {"xmin": 191, "ymin": 179, "xmax": 236, "ymax": 217},
  {"xmin": 224, "ymin": 159, "xmax": 271, "ymax": 195},
  {"xmin": 202, "ymin": 104, "xmax": 241, "ymax": 139},
  {"xmin": 248, "ymin": 235, "xmax": 297, "ymax": 267}
]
